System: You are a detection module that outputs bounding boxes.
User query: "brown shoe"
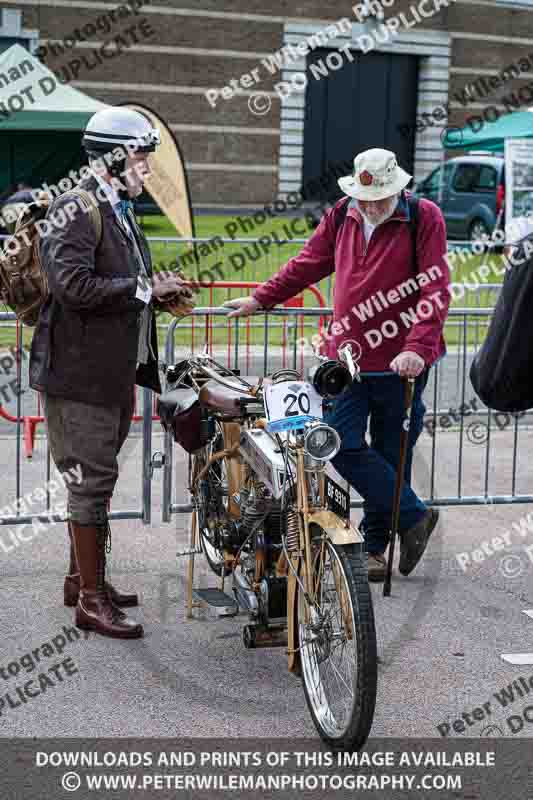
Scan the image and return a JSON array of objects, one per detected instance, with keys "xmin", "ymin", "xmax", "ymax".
[
  {"xmin": 399, "ymin": 508, "xmax": 439, "ymax": 576},
  {"xmin": 70, "ymin": 522, "xmax": 143, "ymax": 639},
  {"xmin": 64, "ymin": 522, "xmax": 138, "ymax": 608},
  {"xmin": 76, "ymin": 591, "xmax": 144, "ymax": 639},
  {"xmin": 64, "ymin": 573, "xmax": 139, "ymax": 609},
  {"xmin": 367, "ymin": 552, "xmax": 387, "ymax": 582}
]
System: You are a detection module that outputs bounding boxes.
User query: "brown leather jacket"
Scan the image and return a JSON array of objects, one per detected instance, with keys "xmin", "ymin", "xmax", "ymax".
[{"xmin": 29, "ymin": 175, "xmax": 162, "ymax": 405}]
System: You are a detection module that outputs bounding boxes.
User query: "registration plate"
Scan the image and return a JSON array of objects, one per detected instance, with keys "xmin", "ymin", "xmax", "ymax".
[{"xmin": 324, "ymin": 476, "xmax": 350, "ymax": 520}]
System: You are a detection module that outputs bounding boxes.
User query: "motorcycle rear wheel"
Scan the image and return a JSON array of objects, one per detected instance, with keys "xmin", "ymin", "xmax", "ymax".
[{"xmin": 193, "ymin": 428, "xmax": 231, "ymax": 577}]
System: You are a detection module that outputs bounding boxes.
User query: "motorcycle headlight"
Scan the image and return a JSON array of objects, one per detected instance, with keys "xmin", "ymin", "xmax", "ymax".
[
  {"xmin": 308, "ymin": 360, "xmax": 352, "ymax": 398},
  {"xmin": 304, "ymin": 423, "xmax": 341, "ymax": 461}
]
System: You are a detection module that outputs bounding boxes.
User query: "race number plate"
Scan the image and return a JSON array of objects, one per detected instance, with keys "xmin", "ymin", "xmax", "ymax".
[
  {"xmin": 324, "ymin": 476, "xmax": 350, "ymax": 520},
  {"xmin": 264, "ymin": 381, "xmax": 323, "ymax": 433}
]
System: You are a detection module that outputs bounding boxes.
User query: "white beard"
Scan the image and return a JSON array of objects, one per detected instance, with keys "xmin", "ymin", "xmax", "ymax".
[{"xmin": 358, "ymin": 194, "xmax": 399, "ymax": 227}]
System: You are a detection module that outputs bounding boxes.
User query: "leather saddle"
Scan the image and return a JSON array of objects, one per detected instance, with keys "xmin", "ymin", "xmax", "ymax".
[{"xmin": 199, "ymin": 379, "xmax": 255, "ymax": 416}]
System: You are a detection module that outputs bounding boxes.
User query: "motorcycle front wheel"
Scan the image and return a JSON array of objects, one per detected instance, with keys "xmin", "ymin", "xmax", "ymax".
[{"xmin": 296, "ymin": 533, "xmax": 377, "ymax": 751}]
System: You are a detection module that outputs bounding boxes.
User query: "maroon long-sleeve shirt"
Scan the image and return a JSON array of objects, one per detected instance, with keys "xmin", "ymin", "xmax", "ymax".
[{"xmin": 253, "ymin": 192, "xmax": 450, "ymax": 372}]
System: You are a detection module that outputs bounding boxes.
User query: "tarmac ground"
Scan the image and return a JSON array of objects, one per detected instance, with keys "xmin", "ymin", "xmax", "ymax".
[{"xmin": 1, "ymin": 416, "xmax": 533, "ymax": 743}]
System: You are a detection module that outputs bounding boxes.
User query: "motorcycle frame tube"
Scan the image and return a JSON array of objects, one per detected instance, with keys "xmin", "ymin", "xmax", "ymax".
[
  {"xmin": 296, "ymin": 447, "xmax": 315, "ymax": 619},
  {"xmin": 287, "ymin": 554, "xmax": 301, "ymax": 674}
]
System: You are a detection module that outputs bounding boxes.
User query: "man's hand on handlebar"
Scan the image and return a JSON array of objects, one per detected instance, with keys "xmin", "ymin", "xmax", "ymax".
[{"xmin": 222, "ymin": 296, "xmax": 263, "ymax": 318}]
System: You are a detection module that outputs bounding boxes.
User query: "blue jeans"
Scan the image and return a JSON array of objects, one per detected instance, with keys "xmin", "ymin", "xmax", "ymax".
[{"xmin": 323, "ymin": 371, "xmax": 429, "ymax": 555}]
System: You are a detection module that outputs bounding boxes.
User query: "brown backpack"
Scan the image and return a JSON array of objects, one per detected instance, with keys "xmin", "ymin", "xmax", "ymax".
[{"xmin": 0, "ymin": 188, "xmax": 102, "ymax": 327}]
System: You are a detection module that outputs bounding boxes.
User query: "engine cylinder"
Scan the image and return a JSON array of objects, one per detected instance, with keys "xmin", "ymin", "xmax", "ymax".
[{"xmin": 242, "ymin": 496, "xmax": 267, "ymax": 533}]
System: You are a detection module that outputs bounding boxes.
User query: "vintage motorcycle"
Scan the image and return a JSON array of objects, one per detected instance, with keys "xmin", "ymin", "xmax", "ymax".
[{"xmin": 158, "ymin": 349, "xmax": 377, "ymax": 751}]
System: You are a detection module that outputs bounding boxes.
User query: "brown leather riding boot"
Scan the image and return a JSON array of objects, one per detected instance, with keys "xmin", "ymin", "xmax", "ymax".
[
  {"xmin": 70, "ymin": 522, "xmax": 143, "ymax": 639},
  {"xmin": 64, "ymin": 521, "xmax": 139, "ymax": 608}
]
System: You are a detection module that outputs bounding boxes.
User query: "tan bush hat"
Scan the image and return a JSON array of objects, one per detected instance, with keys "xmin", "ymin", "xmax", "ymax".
[{"xmin": 338, "ymin": 148, "xmax": 412, "ymax": 201}]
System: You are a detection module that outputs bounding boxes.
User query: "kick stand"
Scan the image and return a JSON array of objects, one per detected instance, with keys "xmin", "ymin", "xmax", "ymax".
[
  {"xmin": 182, "ymin": 508, "xmax": 203, "ymax": 620},
  {"xmin": 219, "ymin": 555, "xmax": 226, "ymax": 594}
]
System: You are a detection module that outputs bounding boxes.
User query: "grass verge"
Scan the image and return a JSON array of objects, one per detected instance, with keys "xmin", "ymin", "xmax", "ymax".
[{"xmin": 0, "ymin": 214, "xmax": 501, "ymax": 351}]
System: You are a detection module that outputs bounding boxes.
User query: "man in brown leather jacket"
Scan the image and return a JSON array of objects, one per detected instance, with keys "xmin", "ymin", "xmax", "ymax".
[{"xmin": 30, "ymin": 107, "xmax": 185, "ymax": 638}]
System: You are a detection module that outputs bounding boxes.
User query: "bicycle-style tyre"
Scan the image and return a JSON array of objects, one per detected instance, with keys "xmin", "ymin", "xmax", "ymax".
[
  {"xmin": 193, "ymin": 430, "xmax": 232, "ymax": 577},
  {"xmin": 296, "ymin": 535, "xmax": 377, "ymax": 751}
]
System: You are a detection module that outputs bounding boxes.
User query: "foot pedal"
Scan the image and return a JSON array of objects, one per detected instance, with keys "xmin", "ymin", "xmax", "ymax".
[
  {"xmin": 193, "ymin": 588, "xmax": 238, "ymax": 617},
  {"xmin": 177, "ymin": 547, "xmax": 203, "ymax": 558}
]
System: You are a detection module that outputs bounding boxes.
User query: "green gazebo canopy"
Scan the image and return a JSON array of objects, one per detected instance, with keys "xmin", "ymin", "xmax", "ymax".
[
  {"xmin": 0, "ymin": 44, "xmax": 106, "ymax": 189},
  {"xmin": 442, "ymin": 110, "xmax": 533, "ymax": 152}
]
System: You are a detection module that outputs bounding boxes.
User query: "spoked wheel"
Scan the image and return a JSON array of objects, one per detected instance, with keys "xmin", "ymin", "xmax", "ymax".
[
  {"xmin": 296, "ymin": 532, "xmax": 377, "ymax": 751},
  {"xmin": 193, "ymin": 426, "xmax": 231, "ymax": 577}
]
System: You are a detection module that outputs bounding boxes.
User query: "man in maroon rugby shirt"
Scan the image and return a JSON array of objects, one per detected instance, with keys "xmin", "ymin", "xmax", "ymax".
[{"xmin": 224, "ymin": 148, "xmax": 450, "ymax": 581}]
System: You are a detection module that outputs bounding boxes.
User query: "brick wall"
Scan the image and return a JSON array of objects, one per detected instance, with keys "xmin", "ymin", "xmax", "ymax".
[{"xmin": 19, "ymin": 0, "xmax": 533, "ymax": 204}]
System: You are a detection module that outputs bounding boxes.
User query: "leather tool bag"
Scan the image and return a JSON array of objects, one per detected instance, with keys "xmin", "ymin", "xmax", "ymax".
[{"xmin": 157, "ymin": 386, "xmax": 205, "ymax": 453}]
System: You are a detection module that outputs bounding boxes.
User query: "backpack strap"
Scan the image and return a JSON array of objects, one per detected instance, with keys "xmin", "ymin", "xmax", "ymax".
[
  {"xmin": 407, "ymin": 194, "xmax": 419, "ymax": 273},
  {"xmin": 65, "ymin": 188, "xmax": 103, "ymax": 246},
  {"xmin": 333, "ymin": 196, "xmax": 351, "ymax": 237}
]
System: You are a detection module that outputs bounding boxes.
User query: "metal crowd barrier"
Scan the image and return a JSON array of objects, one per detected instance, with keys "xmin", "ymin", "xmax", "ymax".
[
  {"xmin": 2, "ymin": 305, "xmax": 532, "ymax": 534},
  {"xmin": 160, "ymin": 306, "xmax": 533, "ymax": 523},
  {"xmin": 0, "ymin": 279, "xmax": 326, "ymax": 456},
  {"xmin": 0, "ymin": 311, "xmax": 155, "ymax": 525}
]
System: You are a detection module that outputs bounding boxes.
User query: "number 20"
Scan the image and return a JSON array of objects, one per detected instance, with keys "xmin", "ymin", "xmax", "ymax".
[{"xmin": 283, "ymin": 391, "xmax": 311, "ymax": 416}]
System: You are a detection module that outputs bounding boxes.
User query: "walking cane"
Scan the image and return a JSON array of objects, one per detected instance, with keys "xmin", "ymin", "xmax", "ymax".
[{"xmin": 383, "ymin": 377, "xmax": 415, "ymax": 597}]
